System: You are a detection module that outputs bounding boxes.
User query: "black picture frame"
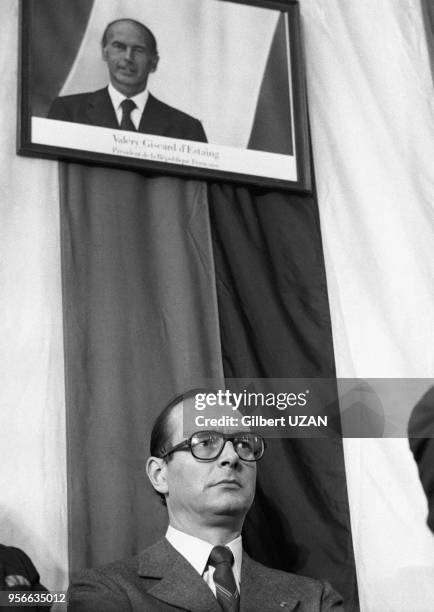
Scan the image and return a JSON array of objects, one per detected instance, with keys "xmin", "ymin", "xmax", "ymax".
[{"xmin": 18, "ymin": 0, "xmax": 311, "ymax": 192}]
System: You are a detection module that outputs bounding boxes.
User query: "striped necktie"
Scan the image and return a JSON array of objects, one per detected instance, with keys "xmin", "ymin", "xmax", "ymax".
[{"xmin": 208, "ymin": 546, "xmax": 240, "ymax": 611}]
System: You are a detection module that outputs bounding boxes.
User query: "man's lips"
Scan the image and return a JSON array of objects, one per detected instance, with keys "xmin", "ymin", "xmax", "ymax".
[
  {"xmin": 209, "ymin": 479, "xmax": 241, "ymax": 488},
  {"xmin": 118, "ymin": 65, "xmax": 136, "ymax": 74}
]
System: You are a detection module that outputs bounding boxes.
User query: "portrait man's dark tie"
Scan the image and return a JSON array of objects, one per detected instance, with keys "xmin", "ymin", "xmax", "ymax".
[
  {"xmin": 120, "ymin": 98, "xmax": 136, "ymax": 131},
  {"xmin": 208, "ymin": 546, "xmax": 240, "ymax": 612}
]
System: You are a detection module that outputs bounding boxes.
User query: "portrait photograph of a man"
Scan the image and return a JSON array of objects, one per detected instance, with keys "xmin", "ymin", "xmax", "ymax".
[
  {"xmin": 20, "ymin": 0, "xmax": 310, "ymax": 189},
  {"xmin": 47, "ymin": 18, "xmax": 208, "ymax": 142}
]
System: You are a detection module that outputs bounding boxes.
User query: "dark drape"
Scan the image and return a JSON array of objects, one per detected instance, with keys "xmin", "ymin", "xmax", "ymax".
[
  {"xmin": 248, "ymin": 13, "xmax": 293, "ymax": 155},
  {"xmin": 60, "ymin": 165, "xmax": 223, "ymax": 574},
  {"xmin": 421, "ymin": 0, "xmax": 434, "ymax": 82},
  {"xmin": 208, "ymin": 183, "xmax": 358, "ymax": 610},
  {"xmin": 30, "ymin": 0, "xmax": 94, "ymax": 116}
]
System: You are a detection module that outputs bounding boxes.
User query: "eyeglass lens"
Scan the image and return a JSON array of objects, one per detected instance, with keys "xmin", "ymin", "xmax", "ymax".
[{"xmin": 190, "ymin": 431, "xmax": 263, "ymax": 461}]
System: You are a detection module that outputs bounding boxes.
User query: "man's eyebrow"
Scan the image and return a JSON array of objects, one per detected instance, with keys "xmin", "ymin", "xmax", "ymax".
[{"xmin": 111, "ymin": 40, "xmax": 150, "ymax": 51}]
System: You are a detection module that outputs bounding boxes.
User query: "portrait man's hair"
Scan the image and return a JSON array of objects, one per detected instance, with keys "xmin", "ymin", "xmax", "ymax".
[{"xmin": 101, "ymin": 18, "xmax": 159, "ymax": 56}]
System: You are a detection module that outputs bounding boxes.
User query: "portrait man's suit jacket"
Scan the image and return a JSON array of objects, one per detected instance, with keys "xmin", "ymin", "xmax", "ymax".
[
  {"xmin": 68, "ymin": 538, "xmax": 343, "ymax": 612},
  {"xmin": 48, "ymin": 88, "xmax": 207, "ymax": 142}
]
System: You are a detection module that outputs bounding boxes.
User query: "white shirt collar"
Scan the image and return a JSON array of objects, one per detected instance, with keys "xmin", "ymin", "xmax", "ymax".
[
  {"xmin": 107, "ymin": 83, "xmax": 149, "ymax": 115},
  {"xmin": 165, "ymin": 525, "xmax": 242, "ymax": 584}
]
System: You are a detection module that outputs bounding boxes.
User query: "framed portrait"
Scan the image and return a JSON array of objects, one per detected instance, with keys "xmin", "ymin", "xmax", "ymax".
[{"xmin": 18, "ymin": 0, "xmax": 311, "ymax": 192}]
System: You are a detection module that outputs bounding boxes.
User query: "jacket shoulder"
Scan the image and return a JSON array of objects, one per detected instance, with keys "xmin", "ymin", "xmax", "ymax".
[
  {"xmin": 67, "ymin": 554, "xmax": 144, "ymax": 612},
  {"xmin": 243, "ymin": 555, "xmax": 344, "ymax": 611},
  {"xmin": 146, "ymin": 95, "xmax": 207, "ymax": 142},
  {"xmin": 70, "ymin": 552, "xmax": 143, "ymax": 588},
  {"xmin": 67, "ymin": 541, "xmax": 188, "ymax": 612},
  {"xmin": 47, "ymin": 89, "xmax": 107, "ymax": 120},
  {"xmin": 148, "ymin": 95, "xmax": 198, "ymax": 123},
  {"xmin": 247, "ymin": 556, "xmax": 321, "ymax": 591}
]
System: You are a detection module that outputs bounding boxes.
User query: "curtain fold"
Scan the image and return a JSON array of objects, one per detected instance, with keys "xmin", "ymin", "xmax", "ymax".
[
  {"xmin": 60, "ymin": 165, "xmax": 223, "ymax": 573},
  {"xmin": 30, "ymin": 0, "xmax": 94, "ymax": 116},
  {"xmin": 208, "ymin": 184, "xmax": 335, "ymax": 378},
  {"xmin": 208, "ymin": 182, "xmax": 358, "ymax": 609}
]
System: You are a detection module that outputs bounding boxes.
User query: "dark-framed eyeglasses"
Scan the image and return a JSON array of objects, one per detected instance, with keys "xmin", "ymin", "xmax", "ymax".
[{"xmin": 159, "ymin": 430, "xmax": 265, "ymax": 462}]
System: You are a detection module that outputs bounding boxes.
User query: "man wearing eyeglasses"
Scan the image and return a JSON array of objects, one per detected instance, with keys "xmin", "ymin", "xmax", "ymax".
[{"xmin": 68, "ymin": 390, "xmax": 343, "ymax": 611}]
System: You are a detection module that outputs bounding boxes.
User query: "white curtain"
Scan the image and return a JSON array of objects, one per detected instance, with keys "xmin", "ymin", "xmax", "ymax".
[
  {"xmin": 0, "ymin": 1, "xmax": 68, "ymax": 595},
  {"xmin": 300, "ymin": 0, "xmax": 434, "ymax": 610}
]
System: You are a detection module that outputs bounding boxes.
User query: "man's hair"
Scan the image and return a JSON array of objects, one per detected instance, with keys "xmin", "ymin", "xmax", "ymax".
[
  {"xmin": 101, "ymin": 18, "xmax": 158, "ymax": 55},
  {"xmin": 149, "ymin": 388, "xmax": 215, "ymax": 505},
  {"xmin": 150, "ymin": 388, "xmax": 215, "ymax": 457}
]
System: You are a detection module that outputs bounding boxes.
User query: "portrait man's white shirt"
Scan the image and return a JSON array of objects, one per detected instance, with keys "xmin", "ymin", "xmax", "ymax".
[
  {"xmin": 108, "ymin": 83, "xmax": 149, "ymax": 129},
  {"xmin": 165, "ymin": 525, "xmax": 242, "ymax": 595}
]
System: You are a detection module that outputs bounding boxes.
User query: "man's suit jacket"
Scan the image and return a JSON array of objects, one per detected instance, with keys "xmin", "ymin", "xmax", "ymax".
[
  {"xmin": 48, "ymin": 88, "xmax": 207, "ymax": 142},
  {"xmin": 0, "ymin": 544, "xmax": 50, "ymax": 612},
  {"xmin": 68, "ymin": 538, "xmax": 343, "ymax": 611}
]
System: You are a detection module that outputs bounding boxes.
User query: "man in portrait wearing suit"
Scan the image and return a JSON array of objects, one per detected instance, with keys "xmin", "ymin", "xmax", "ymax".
[
  {"xmin": 68, "ymin": 390, "xmax": 343, "ymax": 611},
  {"xmin": 48, "ymin": 19, "xmax": 207, "ymax": 142}
]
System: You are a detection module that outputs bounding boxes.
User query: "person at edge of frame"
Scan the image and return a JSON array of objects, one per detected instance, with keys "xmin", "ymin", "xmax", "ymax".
[{"xmin": 0, "ymin": 544, "xmax": 51, "ymax": 612}]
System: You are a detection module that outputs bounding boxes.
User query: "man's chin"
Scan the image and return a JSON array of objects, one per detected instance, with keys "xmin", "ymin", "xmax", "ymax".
[
  {"xmin": 116, "ymin": 73, "xmax": 138, "ymax": 84},
  {"xmin": 111, "ymin": 76, "xmax": 146, "ymax": 97},
  {"xmin": 209, "ymin": 493, "xmax": 251, "ymax": 517}
]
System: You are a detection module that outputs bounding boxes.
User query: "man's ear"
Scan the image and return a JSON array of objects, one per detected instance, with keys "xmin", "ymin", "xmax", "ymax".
[
  {"xmin": 146, "ymin": 456, "xmax": 168, "ymax": 496},
  {"xmin": 150, "ymin": 54, "xmax": 159, "ymax": 73},
  {"xmin": 101, "ymin": 46, "xmax": 108, "ymax": 63}
]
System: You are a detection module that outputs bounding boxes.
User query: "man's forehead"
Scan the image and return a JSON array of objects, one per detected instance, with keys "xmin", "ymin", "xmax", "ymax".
[
  {"xmin": 170, "ymin": 397, "xmax": 251, "ymax": 440},
  {"xmin": 106, "ymin": 20, "xmax": 152, "ymax": 45}
]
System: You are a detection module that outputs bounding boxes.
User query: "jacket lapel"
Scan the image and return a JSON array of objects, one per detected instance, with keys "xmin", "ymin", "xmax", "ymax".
[
  {"xmin": 240, "ymin": 553, "xmax": 301, "ymax": 612},
  {"xmin": 84, "ymin": 88, "xmax": 119, "ymax": 129},
  {"xmin": 138, "ymin": 539, "xmax": 221, "ymax": 612},
  {"xmin": 138, "ymin": 94, "xmax": 171, "ymax": 136}
]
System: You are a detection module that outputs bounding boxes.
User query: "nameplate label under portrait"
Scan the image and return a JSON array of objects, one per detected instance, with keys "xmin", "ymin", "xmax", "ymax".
[{"xmin": 31, "ymin": 118, "xmax": 296, "ymax": 182}]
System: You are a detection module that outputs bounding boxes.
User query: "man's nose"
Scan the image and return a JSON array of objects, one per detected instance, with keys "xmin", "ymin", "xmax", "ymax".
[
  {"xmin": 218, "ymin": 440, "xmax": 239, "ymax": 466},
  {"xmin": 124, "ymin": 47, "xmax": 133, "ymax": 61}
]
